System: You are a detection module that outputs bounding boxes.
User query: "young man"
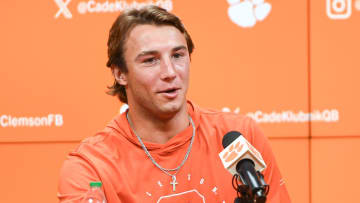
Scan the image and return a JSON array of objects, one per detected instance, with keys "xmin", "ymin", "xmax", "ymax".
[{"xmin": 58, "ymin": 6, "xmax": 291, "ymax": 203}]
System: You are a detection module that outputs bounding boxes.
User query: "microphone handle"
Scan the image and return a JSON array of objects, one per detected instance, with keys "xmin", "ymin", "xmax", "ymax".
[
  {"xmin": 234, "ymin": 197, "xmax": 253, "ymax": 203},
  {"xmin": 236, "ymin": 159, "xmax": 267, "ymax": 201}
]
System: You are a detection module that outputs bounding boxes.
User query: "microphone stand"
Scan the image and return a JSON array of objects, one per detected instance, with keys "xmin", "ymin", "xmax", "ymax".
[{"xmin": 232, "ymin": 172, "xmax": 269, "ymax": 203}]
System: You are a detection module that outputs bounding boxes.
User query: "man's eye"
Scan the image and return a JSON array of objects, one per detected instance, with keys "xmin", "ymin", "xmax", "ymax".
[
  {"xmin": 173, "ymin": 53, "xmax": 184, "ymax": 59},
  {"xmin": 143, "ymin": 57, "xmax": 157, "ymax": 64}
]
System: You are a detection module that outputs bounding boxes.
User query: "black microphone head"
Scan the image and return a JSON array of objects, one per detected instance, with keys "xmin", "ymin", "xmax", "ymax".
[{"xmin": 222, "ymin": 131, "xmax": 242, "ymax": 148}]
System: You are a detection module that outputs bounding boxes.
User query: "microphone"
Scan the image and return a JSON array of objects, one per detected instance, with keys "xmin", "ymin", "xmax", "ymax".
[{"xmin": 219, "ymin": 131, "xmax": 268, "ymax": 203}]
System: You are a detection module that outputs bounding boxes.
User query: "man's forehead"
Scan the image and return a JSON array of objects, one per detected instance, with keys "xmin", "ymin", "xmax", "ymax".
[
  {"xmin": 125, "ymin": 24, "xmax": 187, "ymax": 52},
  {"xmin": 129, "ymin": 24, "xmax": 179, "ymax": 35}
]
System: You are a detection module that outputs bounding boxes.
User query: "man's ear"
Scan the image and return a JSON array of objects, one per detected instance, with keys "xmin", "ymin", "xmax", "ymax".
[{"xmin": 111, "ymin": 65, "xmax": 127, "ymax": 86}]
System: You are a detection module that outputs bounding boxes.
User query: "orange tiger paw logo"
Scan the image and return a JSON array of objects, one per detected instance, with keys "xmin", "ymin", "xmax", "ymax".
[{"xmin": 222, "ymin": 142, "xmax": 244, "ymax": 163}]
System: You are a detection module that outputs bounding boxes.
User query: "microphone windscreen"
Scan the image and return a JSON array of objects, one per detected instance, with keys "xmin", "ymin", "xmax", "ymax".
[{"xmin": 222, "ymin": 131, "xmax": 242, "ymax": 148}]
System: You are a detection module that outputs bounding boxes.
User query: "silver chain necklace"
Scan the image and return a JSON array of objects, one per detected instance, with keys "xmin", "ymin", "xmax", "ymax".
[{"xmin": 126, "ymin": 112, "xmax": 196, "ymax": 192}]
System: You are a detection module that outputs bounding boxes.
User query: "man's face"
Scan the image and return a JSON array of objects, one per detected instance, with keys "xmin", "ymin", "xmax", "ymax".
[{"xmin": 121, "ymin": 24, "xmax": 190, "ymax": 118}]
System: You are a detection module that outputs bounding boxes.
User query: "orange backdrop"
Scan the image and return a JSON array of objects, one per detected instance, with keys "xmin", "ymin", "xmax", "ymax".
[{"xmin": 1, "ymin": 0, "xmax": 360, "ymax": 202}]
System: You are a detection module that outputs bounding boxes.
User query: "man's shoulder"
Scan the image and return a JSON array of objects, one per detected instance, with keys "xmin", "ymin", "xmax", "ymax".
[
  {"xmin": 71, "ymin": 114, "xmax": 129, "ymax": 158},
  {"xmin": 196, "ymin": 104, "xmax": 259, "ymax": 140},
  {"xmin": 196, "ymin": 105, "xmax": 252, "ymax": 125},
  {"xmin": 72, "ymin": 128, "xmax": 114, "ymax": 156}
]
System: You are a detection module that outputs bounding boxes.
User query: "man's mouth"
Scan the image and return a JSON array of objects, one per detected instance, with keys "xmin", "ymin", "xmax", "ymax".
[
  {"xmin": 163, "ymin": 88, "xmax": 178, "ymax": 93},
  {"xmin": 158, "ymin": 88, "xmax": 180, "ymax": 98},
  {"xmin": 158, "ymin": 87, "xmax": 180, "ymax": 93}
]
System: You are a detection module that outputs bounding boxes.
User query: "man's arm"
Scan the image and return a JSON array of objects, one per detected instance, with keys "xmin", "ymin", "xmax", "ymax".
[
  {"xmin": 248, "ymin": 118, "xmax": 292, "ymax": 203},
  {"xmin": 58, "ymin": 153, "xmax": 102, "ymax": 203}
]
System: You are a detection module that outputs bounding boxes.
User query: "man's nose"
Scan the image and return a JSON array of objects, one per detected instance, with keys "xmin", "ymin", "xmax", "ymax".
[{"xmin": 160, "ymin": 57, "xmax": 176, "ymax": 81}]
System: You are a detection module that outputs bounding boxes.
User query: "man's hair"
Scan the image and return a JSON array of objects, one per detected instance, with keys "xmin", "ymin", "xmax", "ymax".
[{"xmin": 106, "ymin": 6, "xmax": 195, "ymax": 103}]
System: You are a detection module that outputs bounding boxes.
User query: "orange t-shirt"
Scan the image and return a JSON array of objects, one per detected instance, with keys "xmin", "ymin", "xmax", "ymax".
[{"xmin": 58, "ymin": 101, "xmax": 291, "ymax": 203}]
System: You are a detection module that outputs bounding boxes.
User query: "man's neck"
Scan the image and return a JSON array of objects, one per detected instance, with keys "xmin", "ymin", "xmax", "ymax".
[{"xmin": 127, "ymin": 104, "xmax": 189, "ymax": 144}]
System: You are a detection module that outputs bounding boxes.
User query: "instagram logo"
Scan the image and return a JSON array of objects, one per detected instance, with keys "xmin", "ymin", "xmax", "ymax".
[{"xmin": 326, "ymin": 0, "xmax": 352, "ymax": 19}]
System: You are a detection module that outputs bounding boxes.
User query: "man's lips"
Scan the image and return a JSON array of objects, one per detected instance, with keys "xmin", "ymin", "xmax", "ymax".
[
  {"xmin": 157, "ymin": 87, "xmax": 181, "ymax": 98},
  {"xmin": 157, "ymin": 87, "xmax": 181, "ymax": 94}
]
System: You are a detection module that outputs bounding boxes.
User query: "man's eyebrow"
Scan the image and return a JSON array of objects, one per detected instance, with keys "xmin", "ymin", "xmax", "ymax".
[
  {"xmin": 135, "ymin": 50, "xmax": 158, "ymax": 61},
  {"xmin": 173, "ymin": 45, "xmax": 187, "ymax": 52}
]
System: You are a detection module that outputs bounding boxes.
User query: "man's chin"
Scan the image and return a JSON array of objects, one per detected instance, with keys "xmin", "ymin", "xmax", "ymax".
[
  {"xmin": 161, "ymin": 103, "xmax": 181, "ymax": 114},
  {"xmin": 157, "ymin": 100, "xmax": 186, "ymax": 116}
]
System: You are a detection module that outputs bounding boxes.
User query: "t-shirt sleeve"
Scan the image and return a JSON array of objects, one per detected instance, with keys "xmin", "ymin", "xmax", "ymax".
[
  {"xmin": 248, "ymin": 118, "xmax": 292, "ymax": 203},
  {"xmin": 57, "ymin": 153, "xmax": 102, "ymax": 203}
]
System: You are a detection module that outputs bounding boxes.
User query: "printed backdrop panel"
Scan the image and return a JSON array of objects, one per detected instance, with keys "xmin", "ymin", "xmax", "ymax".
[
  {"xmin": 311, "ymin": 0, "xmax": 360, "ymax": 137},
  {"xmin": 0, "ymin": 142, "xmax": 78, "ymax": 202},
  {"xmin": 311, "ymin": 138, "xmax": 360, "ymax": 203},
  {"xmin": 0, "ymin": 1, "xmax": 124, "ymax": 141}
]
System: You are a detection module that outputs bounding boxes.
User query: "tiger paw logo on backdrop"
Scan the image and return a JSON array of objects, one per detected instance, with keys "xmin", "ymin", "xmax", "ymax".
[{"xmin": 227, "ymin": 0, "xmax": 271, "ymax": 28}]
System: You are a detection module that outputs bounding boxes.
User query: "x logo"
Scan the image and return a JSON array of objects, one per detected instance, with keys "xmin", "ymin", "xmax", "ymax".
[{"xmin": 54, "ymin": 0, "xmax": 72, "ymax": 19}]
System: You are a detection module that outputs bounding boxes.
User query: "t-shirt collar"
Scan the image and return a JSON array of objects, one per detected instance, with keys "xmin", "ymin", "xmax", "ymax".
[{"xmin": 110, "ymin": 100, "xmax": 200, "ymax": 153}]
